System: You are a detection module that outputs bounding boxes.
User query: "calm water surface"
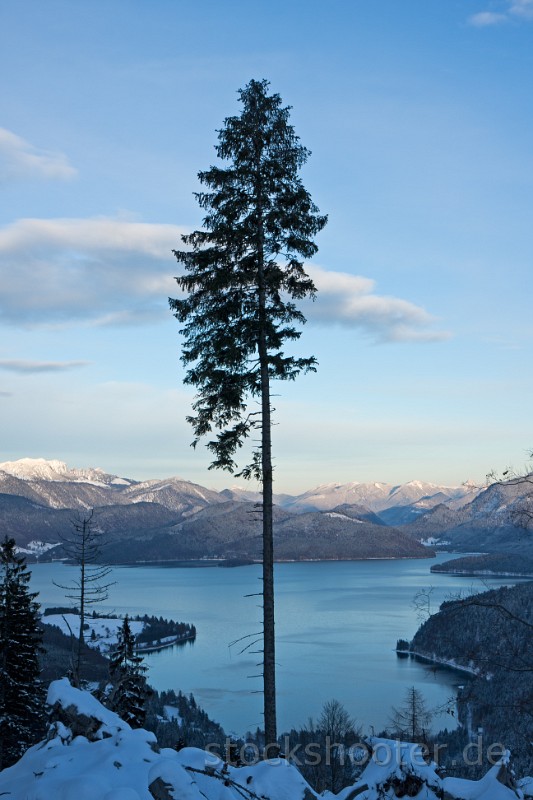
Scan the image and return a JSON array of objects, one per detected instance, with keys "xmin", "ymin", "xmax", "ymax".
[{"xmin": 29, "ymin": 555, "xmax": 526, "ymax": 736}]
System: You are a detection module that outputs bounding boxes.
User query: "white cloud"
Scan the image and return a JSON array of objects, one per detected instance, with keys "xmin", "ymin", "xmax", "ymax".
[
  {"xmin": 0, "ymin": 216, "xmax": 447, "ymax": 343},
  {"xmin": 468, "ymin": 11, "xmax": 507, "ymax": 25},
  {"xmin": 305, "ymin": 265, "xmax": 449, "ymax": 343},
  {"xmin": 0, "ymin": 128, "xmax": 77, "ymax": 182},
  {"xmin": 0, "ymin": 217, "xmax": 186, "ymax": 326},
  {"xmin": 468, "ymin": 0, "xmax": 533, "ymax": 25},
  {"xmin": 0, "ymin": 360, "xmax": 90, "ymax": 373},
  {"xmin": 510, "ymin": 0, "xmax": 533, "ymax": 16}
]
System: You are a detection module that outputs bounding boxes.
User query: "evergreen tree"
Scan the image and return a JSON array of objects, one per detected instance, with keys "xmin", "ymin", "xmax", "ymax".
[
  {"xmin": 0, "ymin": 536, "xmax": 44, "ymax": 769},
  {"xmin": 170, "ymin": 78, "xmax": 326, "ymax": 746},
  {"xmin": 108, "ymin": 615, "xmax": 149, "ymax": 728}
]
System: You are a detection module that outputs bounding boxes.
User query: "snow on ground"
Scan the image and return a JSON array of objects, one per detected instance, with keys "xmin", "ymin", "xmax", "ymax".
[
  {"xmin": 0, "ymin": 681, "xmax": 527, "ymax": 800},
  {"xmin": 16, "ymin": 540, "xmax": 60, "ymax": 556},
  {"xmin": 324, "ymin": 512, "xmax": 363, "ymax": 522},
  {"xmin": 328, "ymin": 739, "xmax": 522, "ymax": 800},
  {"xmin": 153, "ymin": 635, "xmax": 178, "ymax": 646},
  {"xmin": 163, "ymin": 705, "xmax": 182, "ymax": 724},
  {"xmin": 0, "ymin": 680, "xmax": 315, "ymax": 800},
  {"xmin": 47, "ymin": 677, "xmax": 129, "ymax": 736},
  {"xmin": 43, "ymin": 614, "xmax": 144, "ymax": 653}
]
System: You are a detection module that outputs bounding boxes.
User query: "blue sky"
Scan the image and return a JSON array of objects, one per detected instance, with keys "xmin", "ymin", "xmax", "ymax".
[{"xmin": 1, "ymin": 0, "xmax": 532, "ymax": 493}]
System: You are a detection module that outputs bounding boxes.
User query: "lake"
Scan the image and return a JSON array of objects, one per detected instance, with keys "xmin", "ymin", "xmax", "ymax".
[{"xmin": 28, "ymin": 554, "xmax": 526, "ymax": 737}]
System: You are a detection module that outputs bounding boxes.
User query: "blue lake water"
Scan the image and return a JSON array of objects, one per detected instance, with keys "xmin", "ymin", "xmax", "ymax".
[{"xmin": 28, "ymin": 555, "xmax": 526, "ymax": 737}]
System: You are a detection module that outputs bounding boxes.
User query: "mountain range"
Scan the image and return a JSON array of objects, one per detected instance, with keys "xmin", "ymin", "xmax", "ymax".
[
  {"xmin": 1, "ymin": 457, "xmax": 532, "ymax": 563},
  {"xmin": 402, "ymin": 475, "xmax": 533, "ymax": 554}
]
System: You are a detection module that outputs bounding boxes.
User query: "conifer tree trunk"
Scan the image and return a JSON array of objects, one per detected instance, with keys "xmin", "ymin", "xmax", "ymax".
[
  {"xmin": 170, "ymin": 78, "xmax": 326, "ymax": 758},
  {"xmin": 75, "ymin": 519, "xmax": 87, "ymax": 687},
  {"xmin": 258, "ymin": 263, "xmax": 277, "ymax": 747},
  {"xmin": 261, "ymin": 391, "xmax": 276, "ymax": 748},
  {"xmin": 254, "ymin": 123, "xmax": 277, "ymax": 747}
]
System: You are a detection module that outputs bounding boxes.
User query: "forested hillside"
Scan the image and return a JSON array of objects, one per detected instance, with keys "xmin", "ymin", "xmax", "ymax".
[
  {"xmin": 410, "ymin": 582, "xmax": 533, "ymax": 773},
  {"xmin": 431, "ymin": 553, "xmax": 533, "ymax": 577}
]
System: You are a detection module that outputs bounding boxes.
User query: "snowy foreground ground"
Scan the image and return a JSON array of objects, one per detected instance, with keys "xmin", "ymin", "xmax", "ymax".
[{"xmin": 0, "ymin": 679, "xmax": 531, "ymax": 800}]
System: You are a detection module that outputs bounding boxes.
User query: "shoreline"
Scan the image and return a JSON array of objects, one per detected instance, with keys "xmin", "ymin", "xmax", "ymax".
[
  {"xmin": 397, "ymin": 648, "xmax": 478, "ymax": 677},
  {"xmin": 110, "ymin": 554, "xmax": 435, "ymax": 568},
  {"xmin": 431, "ymin": 567, "xmax": 533, "ymax": 578},
  {"xmin": 136, "ymin": 632, "xmax": 196, "ymax": 653}
]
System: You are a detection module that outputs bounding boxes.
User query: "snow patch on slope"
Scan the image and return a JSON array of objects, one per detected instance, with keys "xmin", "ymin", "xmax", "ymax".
[
  {"xmin": 42, "ymin": 614, "xmax": 144, "ymax": 654},
  {"xmin": 16, "ymin": 540, "xmax": 60, "ymax": 556},
  {"xmin": 325, "ymin": 512, "xmax": 363, "ymax": 523}
]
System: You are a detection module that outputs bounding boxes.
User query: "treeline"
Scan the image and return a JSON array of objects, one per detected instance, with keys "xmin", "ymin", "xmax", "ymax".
[
  {"xmin": 145, "ymin": 688, "xmax": 225, "ymax": 750},
  {"xmin": 431, "ymin": 552, "xmax": 533, "ymax": 577},
  {"xmin": 411, "ymin": 582, "xmax": 533, "ymax": 672},
  {"xmin": 41, "ymin": 622, "xmax": 109, "ymax": 683},
  {"xmin": 132, "ymin": 615, "xmax": 196, "ymax": 646},
  {"xmin": 409, "ymin": 581, "xmax": 533, "ymax": 775}
]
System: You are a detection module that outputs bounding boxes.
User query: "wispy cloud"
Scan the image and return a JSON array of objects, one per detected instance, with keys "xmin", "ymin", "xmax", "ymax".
[
  {"xmin": 0, "ymin": 128, "xmax": 77, "ymax": 182},
  {"xmin": 0, "ymin": 360, "xmax": 90, "ymax": 373},
  {"xmin": 510, "ymin": 0, "xmax": 533, "ymax": 18},
  {"xmin": 469, "ymin": 11, "xmax": 508, "ymax": 26},
  {"xmin": 0, "ymin": 391, "xmax": 13, "ymax": 397},
  {"xmin": 0, "ymin": 216, "xmax": 448, "ymax": 343},
  {"xmin": 0, "ymin": 217, "xmax": 185, "ymax": 327},
  {"xmin": 468, "ymin": 0, "xmax": 533, "ymax": 25},
  {"xmin": 306, "ymin": 266, "xmax": 449, "ymax": 343}
]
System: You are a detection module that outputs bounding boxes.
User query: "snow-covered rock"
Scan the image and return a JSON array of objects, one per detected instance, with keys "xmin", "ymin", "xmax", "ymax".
[
  {"xmin": 47, "ymin": 678, "xmax": 131, "ymax": 740},
  {"xmin": 0, "ymin": 680, "xmax": 317, "ymax": 800},
  {"xmin": 0, "ymin": 682, "xmax": 526, "ymax": 800},
  {"xmin": 325, "ymin": 739, "xmax": 521, "ymax": 800}
]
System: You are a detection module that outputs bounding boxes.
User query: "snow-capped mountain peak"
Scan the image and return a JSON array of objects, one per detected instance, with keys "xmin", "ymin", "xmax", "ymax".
[
  {"xmin": 284, "ymin": 479, "xmax": 480, "ymax": 514},
  {"xmin": 0, "ymin": 457, "xmax": 132, "ymax": 487},
  {"xmin": 402, "ymin": 479, "xmax": 438, "ymax": 490},
  {"xmin": 0, "ymin": 457, "xmax": 71, "ymax": 481}
]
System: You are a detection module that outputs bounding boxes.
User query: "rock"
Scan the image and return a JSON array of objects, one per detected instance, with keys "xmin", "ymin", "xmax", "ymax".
[
  {"xmin": 48, "ymin": 701, "xmax": 110, "ymax": 742},
  {"xmin": 148, "ymin": 776, "xmax": 175, "ymax": 800}
]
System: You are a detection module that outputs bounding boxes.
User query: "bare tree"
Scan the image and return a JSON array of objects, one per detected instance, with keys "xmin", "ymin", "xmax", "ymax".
[
  {"xmin": 389, "ymin": 686, "xmax": 433, "ymax": 743},
  {"xmin": 54, "ymin": 510, "xmax": 114, "ymax": 685},
  {"xmin": 288, "ymin": 699, "xmax": 362, "ymax": 794}
]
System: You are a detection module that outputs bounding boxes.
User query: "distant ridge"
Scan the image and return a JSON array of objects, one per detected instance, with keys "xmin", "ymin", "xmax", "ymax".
[
  {"xmin": 281, "ymin": 479, "xmax": 480, "ymax": 514},
  {"xmin": 0, "ymin": 457, "xmax": 442, "ymax": 564},
  {"xmin": 0, "ymin": 457, "xmax": 481, "ymax": 514},
  {"xmin": 8, "ymin": 457, "xmax": 531, "ymax": 564}
]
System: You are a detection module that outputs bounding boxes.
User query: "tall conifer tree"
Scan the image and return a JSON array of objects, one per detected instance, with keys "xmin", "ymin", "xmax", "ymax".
[
  {"xmin": 108, "ymin": 615, "xmax": 149, "ymax": 728},
  {"xmin": 170, "ymin": 79, "xmax": 326, "ymax": 746},
  {"xmin": 0, "ymin": 536, "xmax": 44, "ymax": 769}
]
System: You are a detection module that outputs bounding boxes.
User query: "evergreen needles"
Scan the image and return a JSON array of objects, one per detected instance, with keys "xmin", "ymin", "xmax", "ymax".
[{"xmin": 170, "ymin": 78, "xmax": 326, "ymax": 746}]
